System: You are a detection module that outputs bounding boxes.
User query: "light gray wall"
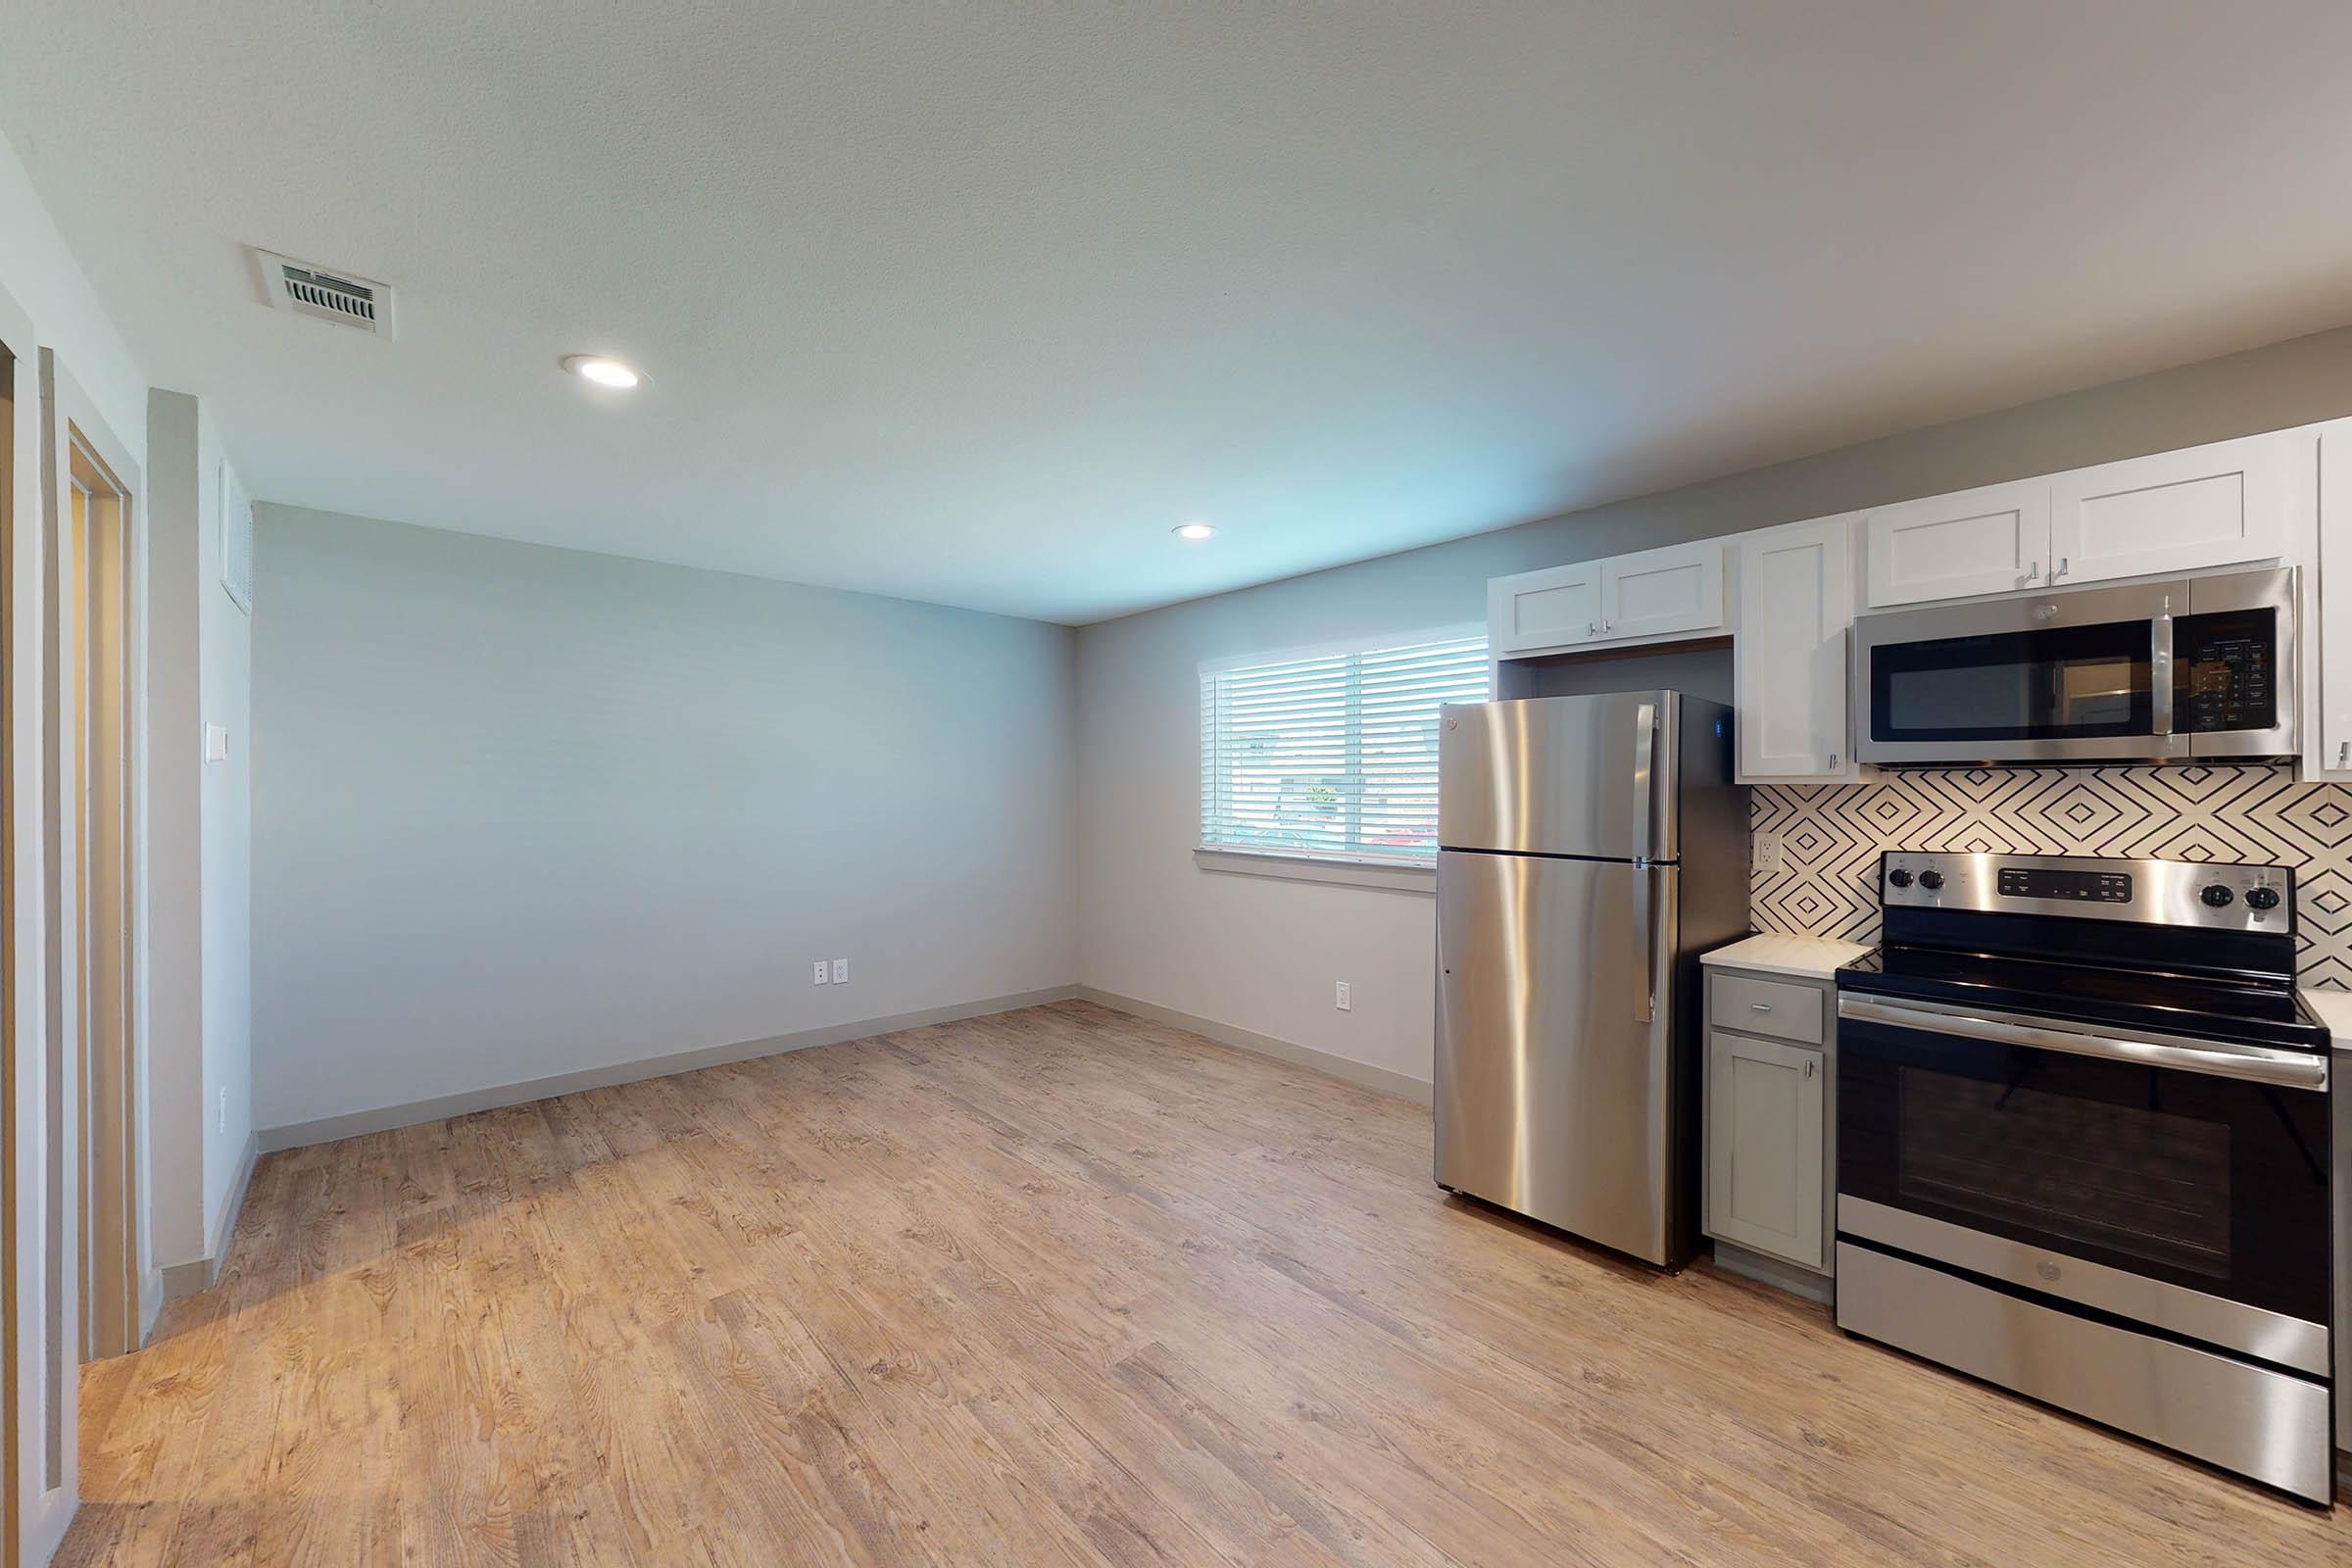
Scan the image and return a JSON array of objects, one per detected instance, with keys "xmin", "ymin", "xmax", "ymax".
[
  {"xmin": 252, "ymin": 507, "xmax": 1078, "ymax": 1135},
  {"xmin": 145, "ymin": 388, "xmax": 254, "ymax": 1273},
  {"xmin": 141, "ymin": 392, "xmax": 204, "ymax": 1270},
  {"xmin": 1075, "ymin": 323, "xmax": 2352, "ymax": 1087},
  {"xmin": 195, "ymin": 405, "xmax": 253, "ymax": 1233}
]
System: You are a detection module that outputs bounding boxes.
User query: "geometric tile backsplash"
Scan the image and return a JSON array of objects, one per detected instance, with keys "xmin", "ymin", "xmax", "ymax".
[{"xmin": 1748, "ymin": 766, "xmax": 2352, "ymax": 987}]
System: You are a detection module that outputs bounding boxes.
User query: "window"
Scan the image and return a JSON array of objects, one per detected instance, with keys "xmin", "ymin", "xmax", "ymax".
[{"xmin": 1200, "ymin": 630, "xmax": 1489, "ymax": 867}]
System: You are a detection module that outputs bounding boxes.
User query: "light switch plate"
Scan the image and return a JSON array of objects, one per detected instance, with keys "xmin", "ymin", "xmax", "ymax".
[{"xmin": 204, "ymin": 722, "xmax": 229, "ymax": 763}]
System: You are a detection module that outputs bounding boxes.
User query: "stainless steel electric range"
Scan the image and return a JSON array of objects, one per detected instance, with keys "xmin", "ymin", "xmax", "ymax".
[{"xmin": 1833, "ymin": 852, "xmax": 2333, "ymax": 1504}]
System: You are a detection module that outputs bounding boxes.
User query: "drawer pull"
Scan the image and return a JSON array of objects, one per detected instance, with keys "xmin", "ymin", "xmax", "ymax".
[{"xmin": 1748, "ymin": 1002, "xmax": 1772, "ymax": 1012}]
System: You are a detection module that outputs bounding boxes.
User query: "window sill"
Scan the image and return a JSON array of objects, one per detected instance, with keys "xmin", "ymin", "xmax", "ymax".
[{"xmin": 1193, "ymin": 847, "xmax": 1437, "ymax": 895}]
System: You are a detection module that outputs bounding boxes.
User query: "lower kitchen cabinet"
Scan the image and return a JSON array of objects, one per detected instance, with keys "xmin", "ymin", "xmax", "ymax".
[{"xmin": 1704, "ymin": 1029, "xmax": 1825, "ymax": 1271}]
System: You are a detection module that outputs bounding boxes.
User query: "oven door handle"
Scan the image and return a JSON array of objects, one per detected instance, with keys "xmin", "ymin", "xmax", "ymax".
[{"xmin": 1837, "ymin": 996, "xmax": 2328, "ymax": 1090}]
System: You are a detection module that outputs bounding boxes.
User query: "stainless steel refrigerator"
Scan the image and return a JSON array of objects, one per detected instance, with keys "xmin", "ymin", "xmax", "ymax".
[{"xmin": 1434, "ymin": 691, "xmax": 1748, "ymax": 1266}]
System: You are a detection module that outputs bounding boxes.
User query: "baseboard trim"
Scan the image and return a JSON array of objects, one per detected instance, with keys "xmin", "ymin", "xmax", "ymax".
[
  {"xmin": 1074, "ymin": 986, "xmax": 1434, "ymax": 1104},
  {"xmin": 257, "ymin": 986, "xmax": 1080, "ymax": 1153},
  {"xmin": 1709, "ymin": 1239, "xmax": 1835, "ymax": 1306},
  {"xmin": 161, "ymin": 1129, "xmax": 261, "ymax": 1300}
]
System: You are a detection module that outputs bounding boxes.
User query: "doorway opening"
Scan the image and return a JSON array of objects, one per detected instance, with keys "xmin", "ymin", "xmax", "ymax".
[{"xmin": 63, "ymin": 424, "xmax": 134, "ymax": 1365}]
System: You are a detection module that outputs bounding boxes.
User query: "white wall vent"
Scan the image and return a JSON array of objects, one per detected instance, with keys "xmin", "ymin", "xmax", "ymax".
[
  {"xmin": 254, "ymin": 249, "xmax": 394, "ymax": 337},
  {"xmin": 220, "ymin": 461, "xmax": 255, "ymax": 614}
]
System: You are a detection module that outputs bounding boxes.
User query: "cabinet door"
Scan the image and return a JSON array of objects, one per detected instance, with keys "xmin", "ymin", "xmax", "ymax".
[
  {"xmin": 1597, "ymin": 540, "xmax": 1724, "ymax": 641},
  {"xmin": 1705, "ymin": 1030, "xmax": 1825, "ymax": 1270},
  {"xmin": 1735, "ymin": 515, "xmax": 1854, "ymax": 781},
  {"xmin": 1862, "ymin": 478, "xmax": 2049, "ymax": 607},
  {"xmin": 2315, "ymin": 422, "xmax": 2352, "ymax": 777},
  {"xmin": 2047, "ymin": 431, "xmax": 2293, "ymax": 587},
  {"xmin": 1489, "ymin": 562, "xmax": 1603, "ymax": 656}
]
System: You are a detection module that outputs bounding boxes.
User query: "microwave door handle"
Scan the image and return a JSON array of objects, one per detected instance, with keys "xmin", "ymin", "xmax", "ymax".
[{"xmin": 2151, "ymin": 593, "xmax": 2175, "ymax": 738}]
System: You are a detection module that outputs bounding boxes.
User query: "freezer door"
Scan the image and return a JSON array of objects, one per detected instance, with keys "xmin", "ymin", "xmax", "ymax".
[
  {"xmin": 1434, "ymin": 850, "xmax": 1685, "ymax": 1262},
  {"xmin": 1438, "ymin": 693, "xmax": 1678, "ymax": 860}
]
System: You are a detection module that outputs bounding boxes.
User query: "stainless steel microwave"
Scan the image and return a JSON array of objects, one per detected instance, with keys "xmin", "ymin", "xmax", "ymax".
[{"xmin": 1853, "ymin": 566, "xmax": 2295, "ymax": 765}]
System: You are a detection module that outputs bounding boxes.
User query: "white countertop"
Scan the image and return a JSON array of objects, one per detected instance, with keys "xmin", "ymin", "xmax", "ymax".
[
  {"xmin": 1700, "ymin": 933, "xmax": 1872, "ymax": 981},
  {"xmin": 2299, "ymin": 985, "xmax": 2352, "ymax": 1054}
]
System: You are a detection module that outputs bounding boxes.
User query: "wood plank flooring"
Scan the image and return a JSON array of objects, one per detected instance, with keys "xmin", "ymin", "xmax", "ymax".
[{"xmin": 59, "ymin": 1000, "xmax": 2352, "ymax": 1565}]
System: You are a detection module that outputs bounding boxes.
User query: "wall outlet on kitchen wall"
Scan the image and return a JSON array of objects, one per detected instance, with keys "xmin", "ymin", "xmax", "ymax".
[
  {"xmin": 831, "ymin": 958, "xmax": 850, "ymax": 985},
  {"xmin": 1334, "ymin": 981, "xmax": 1351, "ymax": 1010},
  {"xmin": 1752, "ymin": 832, "xmax": 1783, "ymax": 872}
]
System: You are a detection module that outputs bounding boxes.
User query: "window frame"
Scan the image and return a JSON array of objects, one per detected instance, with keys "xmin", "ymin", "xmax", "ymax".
[{"xmin": 1195, "ymin": 624, "xmax": 1488, "ymax": 892}]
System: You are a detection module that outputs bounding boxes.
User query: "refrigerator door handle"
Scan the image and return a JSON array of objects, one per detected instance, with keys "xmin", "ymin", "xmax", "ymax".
[
  {"xmin": 1632, "ymin": 864, "xmax": 1655, "ymax": 1024},
  {"xmin": 1632, "ymin": 700, "xmax": 1657, "ymax": 861}
]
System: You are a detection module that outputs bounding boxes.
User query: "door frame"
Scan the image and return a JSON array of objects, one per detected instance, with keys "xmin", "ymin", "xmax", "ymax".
[
  {"xmin": 0, "ymin": 280, "xmax": 26, "ymax": 1568},
  {"xmin": 61, "ymin": 417, "xmax": 136, "ymax": 1364}
]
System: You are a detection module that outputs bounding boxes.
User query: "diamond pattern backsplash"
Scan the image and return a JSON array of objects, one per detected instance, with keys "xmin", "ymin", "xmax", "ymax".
[{"xmin": 1749, "ymin": 766, "xmax": 2352, "ymax": 988}]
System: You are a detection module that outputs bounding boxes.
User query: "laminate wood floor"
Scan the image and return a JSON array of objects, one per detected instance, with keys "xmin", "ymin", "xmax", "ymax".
[{"xmin": 60, "ymin": 1001, "xmax": 2352, "ymax": 1565}]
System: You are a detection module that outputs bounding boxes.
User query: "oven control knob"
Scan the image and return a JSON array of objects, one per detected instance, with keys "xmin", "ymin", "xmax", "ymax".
[
  {"xmin": 1886, "ymin": 868, "xmax": 1914, "ymax": 888},
  {"xmin": 2245, "ymin": 886, "xmax": 2281, "ymax": 911},
  {"xmin": 2200, "ymin": 884, "xmax": 2235, "ymax": 908},
  {"xmin": 1916, "ymin": 870, "xmax": 1945, "ymax": 891}
]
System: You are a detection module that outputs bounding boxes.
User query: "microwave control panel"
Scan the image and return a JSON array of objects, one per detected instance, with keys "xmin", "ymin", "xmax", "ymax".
[{"xmin": 2177, "ymin": 608, "xmax": 2277, "ymax": 734}]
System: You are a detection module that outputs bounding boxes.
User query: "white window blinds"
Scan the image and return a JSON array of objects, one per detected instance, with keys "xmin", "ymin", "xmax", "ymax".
[{"xmin": 1200, "ymin": 632, "xmax": 1490, "ymax": 864}]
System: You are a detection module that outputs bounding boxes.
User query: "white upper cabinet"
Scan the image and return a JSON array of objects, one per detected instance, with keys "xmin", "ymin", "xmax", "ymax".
[
  {"xmin": 2045, "ymin": 431, "xmax": 2292, "ymax": 586},
  {"xmin": 1489, "ymin": 561, "xmax": 1603, "ymax": 656},
  {"xmin": 1598, "ymin": 540, "xmax": 1724, "ymax": 642},
  {"xmin": 1862, "ymin": 478, "xmax": 2050, "ymax": 608},
  {"xmin": 1735, "ymin": 515, "xmax": 1855, "ymax": 782},
  {"xmin": 1488, "ymin": 540, "xmax": 1725, "ymax": 658}
]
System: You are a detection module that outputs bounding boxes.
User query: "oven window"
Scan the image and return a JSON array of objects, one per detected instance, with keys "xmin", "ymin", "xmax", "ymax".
[
  {"xmin": 1897, "ymin": 1067, "xmax": 2230, "ymax": 1278},
  {"xmin": 1871, "ymin": 620, "xmax": 2152, "ymax": 741},
  {"xmin": 1838, "ymin": 1019, "xmax": 2331, "ymax": 1324}
]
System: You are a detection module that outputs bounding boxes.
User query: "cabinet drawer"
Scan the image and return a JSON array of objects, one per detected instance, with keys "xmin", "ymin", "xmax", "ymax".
[{"xmin": 1707, "ymin": 972, "xmax": 1824, "ymax": 1044}]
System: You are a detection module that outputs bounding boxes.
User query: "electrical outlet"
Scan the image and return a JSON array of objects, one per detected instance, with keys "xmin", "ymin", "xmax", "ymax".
[
  {"xmin": 1334, "ymin": 981, "xmax": 1351, "ymax": 1010},
  {"xmin": 813, "ymin": 960, "xmax": 830, "ymax": 986},
  {"xmin": 218, "ymin": 1086, "xmax": 228, "ymax": 1135},
  {"xmin": 1752, "ymin": 832, "xmax": 1783, "ymax": 872},
  {"xmin": 831, "ymin": 957, "xmax": 850, "ymax": 985}
]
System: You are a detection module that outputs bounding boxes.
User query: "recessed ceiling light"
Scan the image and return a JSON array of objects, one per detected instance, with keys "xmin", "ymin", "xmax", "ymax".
[
  {"xmin": 1173, "ymin": 521, "xmax": 1217, "ymax": 541},
  {"xmin": 562, "ymin": 354, "xmax": 643, "ymax": 389}
]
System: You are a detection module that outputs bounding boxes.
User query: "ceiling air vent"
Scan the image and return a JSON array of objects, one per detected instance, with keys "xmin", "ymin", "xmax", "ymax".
[{"xmin": 254, "ymin": 249, "xmax": 394, "ymax": 337}]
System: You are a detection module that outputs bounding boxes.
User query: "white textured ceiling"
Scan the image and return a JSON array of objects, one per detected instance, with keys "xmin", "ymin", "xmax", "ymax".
[{"xmin": 6, "ymin": 3, "xmax": 2352, "ymax": 623}]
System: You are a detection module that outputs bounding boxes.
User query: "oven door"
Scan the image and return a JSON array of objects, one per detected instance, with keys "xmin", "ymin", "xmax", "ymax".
[
  {"xmin": 1855, "ymin": 579, "xmax": 2180, "ymax": 764},
  {"xmin": 1837, "ymin": 994, "xmax": 2331, "ymax": 1369}
]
